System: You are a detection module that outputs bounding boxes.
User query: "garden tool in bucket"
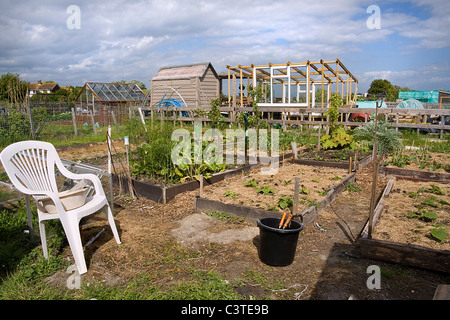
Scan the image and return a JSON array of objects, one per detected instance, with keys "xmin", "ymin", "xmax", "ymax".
[{"xmin": 257, "ymin": 210, "xmax": 304, "ymax": 266}]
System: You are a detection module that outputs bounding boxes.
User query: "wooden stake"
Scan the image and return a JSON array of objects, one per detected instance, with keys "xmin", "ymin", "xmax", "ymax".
[
  {"xmin": 291, "ymin": 142, "xmax": 298, "ymax": 160},
  {"xmin": 293, "ymin": 177, "xmax": 300, "ymax": 215},
  {"xmin": 111, "ymin": 110, "xmax": 118, "ymax": 132},
  {"xmin": 199, "ymin": 174, "xmax": 204, "ymax": 198},
  {"xmin": 71, "ymin": 108, "xmax": 78, "ymax": 136},
  {"xmin": 368, "ymin": 100, "xmax": 381, "ymax": 238},
  {"xmin": 89, "ymin": 110, "xmax": 97, "ymax": 135},
  {"xmin": 348, "ymin": 156, "xmax": 352, "ymax": 174},
  {"xmin": 125, "ymin": 136, "xmax": 135, "ymax": 199},
  {"xmin": 317, "ymin": 125, "xmax": 322, "ymax": 150},
  {"xmin": 107, "ymin": 125, "xmax": 111, "ymax": 174}
]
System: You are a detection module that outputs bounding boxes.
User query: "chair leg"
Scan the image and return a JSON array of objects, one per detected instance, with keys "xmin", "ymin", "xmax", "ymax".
[
  {"xmin": 106, "ymin": 204, "xmax": 121, "ymax": 244},
  {"xmin": 39, "ymin": 220, "xmax": 48, "ymax": 259},
  {"xmin": 62, "ymin": 219, "xmax": 88, "ymax": 274}
]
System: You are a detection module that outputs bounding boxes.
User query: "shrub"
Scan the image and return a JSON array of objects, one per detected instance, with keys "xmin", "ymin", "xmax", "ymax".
[
  {"xmin": 353, "ymin": 121, "xmax": 402, "ymax": 155},
  {"xmin": 320, "ymin": 125, "xmax": 354, "ymax": 150}
]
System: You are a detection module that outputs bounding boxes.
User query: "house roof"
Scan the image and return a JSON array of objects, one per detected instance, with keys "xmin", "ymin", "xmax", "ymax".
[
  {"xmin": 152, "ymin": 62, "xmax": 218, "ymax": 81},
  {"xmin": 29, "ymin": 82, "xmax": 60, "ymax": 91}
]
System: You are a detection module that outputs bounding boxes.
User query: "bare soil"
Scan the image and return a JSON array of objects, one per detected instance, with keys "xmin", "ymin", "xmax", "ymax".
[
  {"xmin": 373, "ymin": 181, "xmax": 450, "ymax": 250},
  {"xmin": 202, "ymin": 162, "xmax": 349, "ymax": 213},
  {"xmin": 17, "ymin": 142, "xmax": 450, "ymax": 299},
  {"xmin": 383, "ymin": 150, "xmax": 450, "ymax": 173}
]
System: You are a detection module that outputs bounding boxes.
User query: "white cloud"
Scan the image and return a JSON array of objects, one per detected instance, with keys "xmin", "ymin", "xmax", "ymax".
[
  {"xmin": 360, "ymin": 62, "xmax": 450, "ymax": 91},
  {"xmin": 0, "ymin": 0, "xmax": 448, "ymax": 90}
]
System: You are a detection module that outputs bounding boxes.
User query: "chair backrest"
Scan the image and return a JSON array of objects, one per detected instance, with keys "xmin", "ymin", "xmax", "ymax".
[{"xmin": 0, "ymin": 141, "xmax": 60, "ymax": 195}]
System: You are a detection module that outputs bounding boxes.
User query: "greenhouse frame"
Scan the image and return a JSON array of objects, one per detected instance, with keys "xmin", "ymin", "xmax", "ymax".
[
  {"xmin": 75, "ymin": 82, "xmax": 149, "ymax": 114},
  {"xmin": 226, "ymin": 59, "xmax": 358, "ymax": 109}
]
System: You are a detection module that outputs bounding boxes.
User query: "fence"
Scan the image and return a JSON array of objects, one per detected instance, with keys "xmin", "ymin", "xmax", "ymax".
[{"xmin": 142, "ymin": 104, "xmax": 450, "ymax": 138}]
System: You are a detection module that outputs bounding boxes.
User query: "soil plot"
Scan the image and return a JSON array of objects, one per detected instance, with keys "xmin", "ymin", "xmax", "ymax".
[
  {"xmin": 202, "ymin": 162, "xmax": 349, "ymax": 213},
  {"xmin": 372, "ymin": 180, "xmax": 450, "ymax": 251}
]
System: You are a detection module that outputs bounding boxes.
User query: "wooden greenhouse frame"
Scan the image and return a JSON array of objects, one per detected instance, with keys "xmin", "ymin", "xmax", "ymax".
[
  {"xmin": 75, "ymin": 82, "xmax": 149, "ymax": 126},
  {"xmin": 226, "ymin": 59, "xmax": 358, "ymax": 109}
]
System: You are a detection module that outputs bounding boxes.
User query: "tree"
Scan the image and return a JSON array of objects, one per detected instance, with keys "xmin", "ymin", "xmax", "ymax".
[
  {"xmin": 115, "ymin": 79, "xmax": 146, "ymax": 90},
  {"xmin": 0, "ymin": 73, "xmax": 28, "ymax": 104},
  {"xmin": 367, "ymin": 79, "xmax": 393, "ymax": 96},
  {"xmin": 367, "ymin": 79, "xmax": 408, "ymax": 102}
]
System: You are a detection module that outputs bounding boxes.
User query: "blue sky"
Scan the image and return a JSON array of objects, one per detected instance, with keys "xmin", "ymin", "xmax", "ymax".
[{"xmin": 0, "ymin": 0, "xmax": 449, "ymax": 93}]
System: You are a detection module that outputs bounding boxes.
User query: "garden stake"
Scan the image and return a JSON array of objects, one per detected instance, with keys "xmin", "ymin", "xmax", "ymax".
[
  {"xmin": 199, "ymin": 174, "xmax": 204, "ymax": 197},
  {"xmin": 368, "ymin": 99, "xmax": 382, "ymax": 238},
  {"xmin": 107, "ymin": 132, "xmax": 139, "ymax": 199},
  {"xmin": 124, "ymin": 136, "xmax": 136, "ymax": 199},
  {"xmin": 293, "ymin": 177, "xmax": 300, "ymax": 215}
]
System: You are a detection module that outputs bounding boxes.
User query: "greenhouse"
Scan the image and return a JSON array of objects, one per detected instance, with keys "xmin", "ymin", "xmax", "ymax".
[
  {"xmin": 75, "ymin": 82, "xmax": 149, "ymax": 125},
  {"xmin": 75, "ymin": 82, "xmax": 149, "ymax": 115},
  {"xmin": 398, "ymin": 90, "xmax": 439, "ymax": 103},
  {"xmin": 396, "ymin": 98, "xmax": 424, "ymax": 109}
]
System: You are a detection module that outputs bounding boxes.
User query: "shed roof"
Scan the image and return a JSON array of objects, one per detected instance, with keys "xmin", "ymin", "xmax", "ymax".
[{"xmin": 152, "ymin": 62, "xmax": 218, "ymax": 81}]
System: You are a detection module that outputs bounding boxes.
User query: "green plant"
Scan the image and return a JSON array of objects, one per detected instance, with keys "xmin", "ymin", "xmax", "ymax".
[
  {"xmin": 277, "ymin": 196, "xmax": 293, "ymax": 210},
  {"xmin": 386, "ymin": 152, "xmax": 416, "ymax": 168},
  {"xmin": 131, "ymin": 123, "xmax": 227, "ymax": 185},
  {"xmin": 346, "ymin": 183, "xmax": 362, "ymax": 192},
  {"xmin": 256, "ymin": 186, "xmax": 275, "ymax": 195},
  {"xmin": 353, "ymin": 121, "xmax": 402, "ymax": 156},
  {"xmin": 0, "ymin": 105, "xmax": 32, "ymax": 147},
  {"xmin": 244, "ymin": 179, "xmax": 258, "ymax": 187},
  {"xmin": 408, "ymin": 192, "xmax": 419, "ymax": 199},
  {"xmin": 428, "ymin": 184, "xmax": 446, "ymax": 196},
  {"xmin": 325, "ymin": 92, "xmax": 342, "ymax": 124},
  {"xmin": 204, "ymin": 211, "xmax": 244, "ymax": 223},
  {"xmin": 320, "ymin": 125, "xmax": 354, "ymax": 150},
  {"xmin": 421, "ymin": 198, "xmax": 440, "ymax": 208},
  {"xmin": 430, "ymin": 227, "xmax": 448, "ymax": 243},
  {"xmin": 208, "ymin": 97, "xmax": 224, "ymax": 129},
  {"xmin": 306, "ymin": 200, "xmax": 319, "ymax": 207},
  {"xmin": 225, "ymin": 190, "xmax": 238, "ymax": 199},
  {"xmin": 299, "ymin": 188, "xmax": 309, "ymax": 195},
  {"xmin": 407, "ymin": 209, "xmax": 438, "ymax": 222}
]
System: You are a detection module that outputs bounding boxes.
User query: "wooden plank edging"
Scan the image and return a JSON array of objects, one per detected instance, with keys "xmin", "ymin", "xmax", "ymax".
[
  {"xmin": 112, "ymin": 153, "xmax": 293, "ymax": 203},
  {"xmin": 379, "ymin": 167, "xmax": 450, "ymax": 183},
  {"xmin": 357, "ymin": 177, "xmax": 450, "ymax": 273},
  {"xmin": 358, "ymin": 238, "xmax": 450, "ymax": 273},
  {"xmin": 194, "ymin": 172, "xmax": 356, "ymax": 225}
]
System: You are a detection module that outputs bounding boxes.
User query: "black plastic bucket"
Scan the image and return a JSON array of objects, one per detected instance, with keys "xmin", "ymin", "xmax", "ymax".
[{"xmin": 257, "ymin": 217, "xmax": 303, "ymax": 266}]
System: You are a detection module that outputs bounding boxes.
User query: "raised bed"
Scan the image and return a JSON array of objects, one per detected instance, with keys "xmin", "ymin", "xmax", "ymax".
[
  {"xmin": 113, "ymin": 153, "xmax": 293, "ymax": 203},
  {"xmin": 194, "ymin": 162, "xmax": 356, "ymax": 226},
  {"xmin": 293, "ymin": 148, "xmax": 372, "ymax": 171},
  {"xmin": 379, "ymin": 166, "xmax": 450, "ymax": 183},
  {"xmin": 358, "ymin": 177, "xmax": 450, "ymax": 273},
  {"xmin": 113, "ymin": 163, "xmax": 258, "ymax": 203}
]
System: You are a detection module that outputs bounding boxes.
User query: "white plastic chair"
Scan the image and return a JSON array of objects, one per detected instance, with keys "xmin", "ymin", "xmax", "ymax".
[{"xmin": 0, "ymin": 141, "xmax": 121, "ymax": 274}]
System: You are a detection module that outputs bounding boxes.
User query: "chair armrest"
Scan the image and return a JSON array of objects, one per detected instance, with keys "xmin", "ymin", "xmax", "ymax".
[{"xmin": 56, "ymin": 162, "xmax": 106, "ymax": 196}]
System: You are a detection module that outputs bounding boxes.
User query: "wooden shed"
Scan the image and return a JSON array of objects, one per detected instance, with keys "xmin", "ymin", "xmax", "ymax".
[{"xmin": 150, "ymin": 62, "xmax": 220, "ymax": 109}]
